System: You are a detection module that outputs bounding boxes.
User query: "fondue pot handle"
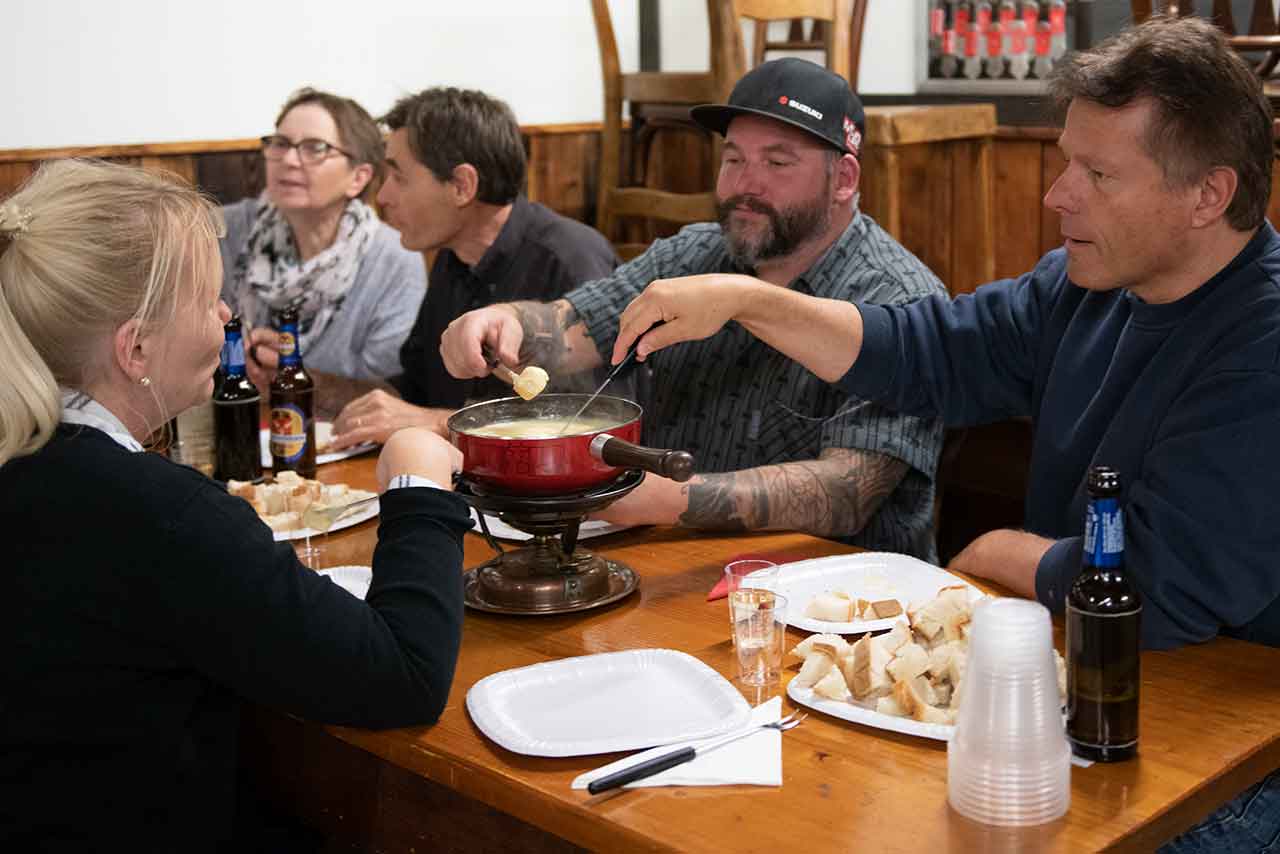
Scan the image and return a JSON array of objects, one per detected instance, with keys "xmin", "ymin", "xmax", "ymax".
[{"xmin": 590, "ymin": 434, "xmax": 695, "ymax": 482}]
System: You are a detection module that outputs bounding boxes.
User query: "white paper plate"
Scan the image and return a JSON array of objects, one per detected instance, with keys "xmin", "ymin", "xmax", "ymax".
[
  {"xmin": 318, "ymin": 565, "xmax": 372, "ymax": 599},
  {"xmin": 469, "ymin": 508, "xmax": 631, "ymax": 542},
  {"xmin": 787, "ymin": 680, "xmax": 954, "ymax": 741},
  {"xmin": 272, "ymin": 497, "xmax": 379, "ymax": 542},
  {"xmin": 260, "ymin": 422, "xmax": 378, "ymax": 468},
  {"xmin": 466, "ymin": 649, "xmax": 751, "ymax": 757},
  {"xmin": 771, "ymin": 552, "xmax": 983, "ymax": 635}
]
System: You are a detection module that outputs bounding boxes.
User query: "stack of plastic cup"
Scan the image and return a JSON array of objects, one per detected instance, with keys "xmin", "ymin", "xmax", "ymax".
[{"xmin": 947, "ymin": 598, "xmax": 1071, "ymax": 826}]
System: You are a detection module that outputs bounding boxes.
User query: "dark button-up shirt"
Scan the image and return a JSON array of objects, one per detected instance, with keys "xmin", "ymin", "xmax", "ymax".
[
  {"xmin": 392, "ymin": 195, "xmax": 618, "ymax": 409},
  {"xmin": 566, "ymin": 214, "xmax": 947, "ymax": 561}
]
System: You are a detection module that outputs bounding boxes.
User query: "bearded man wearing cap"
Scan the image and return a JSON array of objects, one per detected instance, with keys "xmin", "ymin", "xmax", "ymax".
[{"xmin": 441, "ymin": 58, "xmax": 948, "ymax": 559}]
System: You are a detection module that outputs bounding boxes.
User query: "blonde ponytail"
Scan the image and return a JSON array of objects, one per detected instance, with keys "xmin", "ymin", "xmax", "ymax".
[{"xmin": 0, "ymin": 159, "xmax": 222, "ymax": 467}]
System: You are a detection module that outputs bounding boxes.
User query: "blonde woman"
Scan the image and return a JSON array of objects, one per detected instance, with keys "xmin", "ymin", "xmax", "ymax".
[
  {"xmin": 0, "ymin": 160, "xmax": 467, "ymax": 850},
  {"xmin": 223, "ymin": 88, "xmax": 427, "ymax": 388}
]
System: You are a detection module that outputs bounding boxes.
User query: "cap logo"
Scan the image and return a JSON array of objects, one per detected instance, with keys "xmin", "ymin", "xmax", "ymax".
[
  {"xmin": 782, "ymin": 96, "xmax": 823, "ymax": 121},
  {"xmin": 843, "ymin": 116, "xmax": 862, "ymax": 155}
]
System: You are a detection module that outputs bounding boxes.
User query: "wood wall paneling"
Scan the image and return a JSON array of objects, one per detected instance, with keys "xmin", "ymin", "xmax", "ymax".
[
  {"xmin": 526, "ymin": 131, "xmax": 600, "ymax": 226},
  {"xmin": 892, "ymin": 142, "xmax": 953, "ymax": 290},
  {"xmin": 991, "ymin": 139, "xmax": 1047, "ymax": 280},
  {"xmin": 948, "ymin": 137, "xmax": 995, "ymax": 294},
  {"xmin": 1039, "ymin": 143, "xmax": 1068, "ymax": 259},
  {"xmin": 0, "ymin": 161, "xmax": 36, "ymax": 199}
]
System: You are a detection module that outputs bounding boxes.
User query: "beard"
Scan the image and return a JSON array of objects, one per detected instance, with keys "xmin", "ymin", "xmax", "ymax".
[{"xmin": 717, "ymin": 186, "xmax": 832, "ymax": 269}]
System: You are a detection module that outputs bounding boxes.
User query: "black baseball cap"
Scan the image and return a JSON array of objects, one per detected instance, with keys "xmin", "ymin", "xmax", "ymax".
[{"xmin": 691, "ymin": 57, "xmax": 865, "ymax": 157}]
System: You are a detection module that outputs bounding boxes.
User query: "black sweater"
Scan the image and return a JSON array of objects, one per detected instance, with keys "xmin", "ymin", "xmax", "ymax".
[{"xmin": 0, "ymin": 425, "xmax": 470, "ymax": 851}]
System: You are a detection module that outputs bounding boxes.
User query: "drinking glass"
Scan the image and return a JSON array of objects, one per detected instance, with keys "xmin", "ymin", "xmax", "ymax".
[
  {"xmin": 730, "ymin": 589, "xmax": 788, "ymax": 687},
  {"xmin": 723, "ymin": 559, "xmax": 779, "ymax": 640}
]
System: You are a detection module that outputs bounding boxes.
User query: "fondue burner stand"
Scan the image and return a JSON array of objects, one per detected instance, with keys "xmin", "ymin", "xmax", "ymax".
[{"xmin": 455, "ymin": 469, "xmax": 644, "ymax": 615}]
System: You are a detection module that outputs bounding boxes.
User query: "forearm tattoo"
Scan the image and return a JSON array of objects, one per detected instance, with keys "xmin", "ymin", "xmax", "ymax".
[
  {"xmin": 678, "ymin": 448, "xmax": 909, "ymax": 537},
  {"xmin": 512, "ymin": 299, "xmax": 581, "ymax": 371}
]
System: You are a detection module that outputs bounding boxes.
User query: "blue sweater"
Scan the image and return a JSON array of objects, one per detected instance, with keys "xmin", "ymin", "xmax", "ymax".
[{"xmin": 842, "ymin": 224, "xmax": 1280, "ymax": 650}]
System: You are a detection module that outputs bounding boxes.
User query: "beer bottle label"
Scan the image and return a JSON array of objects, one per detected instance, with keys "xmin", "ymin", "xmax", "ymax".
[
  {"xmin": 278, "ymin": 329, "xmax": 301, "ymax": 367},
  {"xmin": 270, "ymin": 403, "xmax": 309, "ymax": 462},
  {"xmin": 1084, "ymin": 496, "xmax": 1124, "ymax": 568},
  {"xmin": 221, "ymin": 335, "xmax": 246, "ymax": 375}
]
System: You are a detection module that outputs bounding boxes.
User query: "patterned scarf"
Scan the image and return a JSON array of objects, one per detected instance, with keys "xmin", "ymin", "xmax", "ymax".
[{"xmin": 227, "ymin": 194, "xmax": 378, "ymax": 350}]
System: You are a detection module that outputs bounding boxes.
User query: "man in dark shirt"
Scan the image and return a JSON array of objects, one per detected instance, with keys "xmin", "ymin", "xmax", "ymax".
[{"xmin": 331, "ymin": 87, "xmax": 617, "ymax": 445}]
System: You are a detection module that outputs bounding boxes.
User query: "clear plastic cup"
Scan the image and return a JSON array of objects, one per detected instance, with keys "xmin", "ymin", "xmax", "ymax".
[
  {"xmin": 730, "ymin": 589, "xmax": 788, "ymax": 687},
  {"xmin": 947, "ymin": 598, "xmax": 1070, "ymax": 826},
  {"xmin": 723, "ymin": 560, "xmax": 779, "ymax": 647}
]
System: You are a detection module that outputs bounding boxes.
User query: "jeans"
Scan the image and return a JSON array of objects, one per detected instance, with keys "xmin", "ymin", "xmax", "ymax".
[{"xmin": 1159, "ymin": 768, "xmax": 1280, "ymax": 853}]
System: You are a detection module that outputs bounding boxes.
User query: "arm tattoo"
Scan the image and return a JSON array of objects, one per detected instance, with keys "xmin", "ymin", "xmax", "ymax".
[
  {"xmin": 678, "ymin": 448, "xmax": 909, "ymax": 537},
  {"xmin": 512, "ymin": 299, "xmax": 580, "ymax": 371}
]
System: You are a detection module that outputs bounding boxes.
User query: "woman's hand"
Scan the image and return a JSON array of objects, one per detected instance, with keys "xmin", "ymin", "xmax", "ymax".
[
  {"xmin": 244, "ymin": 326, "xmax": 282, "ymax": 393},
  {"xmin": 375, "ymin": 428, "xmax": 462, "ymax": 492},
  {"xmin": 332, "ymin": 389, "xmax": 450, "ymax": 449}
]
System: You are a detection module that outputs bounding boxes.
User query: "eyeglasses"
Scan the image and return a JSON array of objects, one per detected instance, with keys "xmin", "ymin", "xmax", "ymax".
[{"xmin": 260, "ymin": 134, "xmax": 353, "ymax": 165}]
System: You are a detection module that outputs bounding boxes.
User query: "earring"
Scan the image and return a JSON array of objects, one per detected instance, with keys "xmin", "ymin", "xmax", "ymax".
[{"xmin": 139, "ymin": 376, "xmax": 152, "ymax": 387}]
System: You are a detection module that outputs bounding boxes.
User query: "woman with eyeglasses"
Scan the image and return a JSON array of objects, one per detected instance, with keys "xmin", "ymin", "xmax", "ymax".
[{"xmin": 221, "ymin": 87, "xmax": 426, "ymax": 388}]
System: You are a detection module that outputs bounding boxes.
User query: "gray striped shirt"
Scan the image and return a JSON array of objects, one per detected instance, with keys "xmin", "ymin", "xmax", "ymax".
[{"xmin": 565, "ymin": 213, "xmax": 947, "ymax": 561}]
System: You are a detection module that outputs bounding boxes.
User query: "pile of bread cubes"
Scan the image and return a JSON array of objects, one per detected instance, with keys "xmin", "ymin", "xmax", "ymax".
[
  {"xmin": 227, "ymin": 471, "xmax": 375, "ymax": 533},
  {"xmin": 790, "ymin": 585, "xmax": 1066, "ymax": 726}
]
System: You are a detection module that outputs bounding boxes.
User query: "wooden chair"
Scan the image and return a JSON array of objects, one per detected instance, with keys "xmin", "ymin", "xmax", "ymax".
[
  {"xmin": 590, "ymin": 0, "xmax": 743, "ymax": 260},
  {"xmin": 1133, "ymin": 1, "xmax": 1280, "ymax": 78},
  {"xmin": 739, "ymin": 0, "xmax": 870, "ymax": 89}
]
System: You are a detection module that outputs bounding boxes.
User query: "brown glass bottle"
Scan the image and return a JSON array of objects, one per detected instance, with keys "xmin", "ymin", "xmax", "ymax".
[
  {"xmin": 268, "ymin": 308, "xmax": 316, "ymax": 478},
  {"xmin": 213, "ymin": 316, "xmax": 263, "ymax": 482},
  {"xmin": 1066, "ymin": 465, "xmax": 1141, "ymax": 762}
]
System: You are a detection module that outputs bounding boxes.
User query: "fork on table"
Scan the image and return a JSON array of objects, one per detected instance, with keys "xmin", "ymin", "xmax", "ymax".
[{"xmin": 586, "ymin": 709, "xmax": 808, "ymax": 794}]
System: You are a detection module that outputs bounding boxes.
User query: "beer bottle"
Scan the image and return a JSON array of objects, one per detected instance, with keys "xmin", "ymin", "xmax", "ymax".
[
  {"xmin": 268, "ymin": 307, "xmax": 316, "ymax": 478},
  {"xmin": 213, "ymin": 316, "xmax": 262, "ymax": 482},
  {"xmin": 1066, "ymin": 465, "xmax": 1141, "ymax": 762}
]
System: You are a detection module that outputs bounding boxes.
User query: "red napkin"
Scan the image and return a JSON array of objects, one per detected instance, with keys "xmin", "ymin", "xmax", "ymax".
[{"xmin": 706, "ymin": 553, "xmax": 804, "ymax": 601}]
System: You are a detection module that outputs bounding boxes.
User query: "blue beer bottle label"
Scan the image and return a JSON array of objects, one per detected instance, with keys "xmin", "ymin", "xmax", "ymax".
[
  {"xmin": 221, "ymin": 331, "xmax": 245, "ymax": 376},
  {"xmin": 1084, "ymin": 496, "xmax": 1124, "ymax": 568}
]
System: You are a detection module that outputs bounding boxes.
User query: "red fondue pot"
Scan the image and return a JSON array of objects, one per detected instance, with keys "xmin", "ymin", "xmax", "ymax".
[{"xmin": 448, "ymin": 394, "xmax": 693, "ymax": 495}]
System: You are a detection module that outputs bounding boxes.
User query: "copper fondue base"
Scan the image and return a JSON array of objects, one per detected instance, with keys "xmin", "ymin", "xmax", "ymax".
[{"xmin": 456, "ymin": 470, "xmax": 643, "ymax": 616}]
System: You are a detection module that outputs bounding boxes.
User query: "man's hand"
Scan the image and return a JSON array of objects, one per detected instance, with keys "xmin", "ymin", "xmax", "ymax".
[
  {"xmin": 946, "ymin": 529, "xmax": 1055, "ymax": 599},
  {"xmin": 375, "ymin": 428, "xmax": 462, "ymax": 492},
  {"xmin": 244, "ymin": 326, "xmax": 282, "ymax": 393},
  {"xmin": 589, "ymin": 474, "xmax": 689, "ymax": 527},
  {"xmin": 333, "ymin": 389, "xmax": 451, "ymax": 448},
  {"xmin": 440, "ymin": 305, "xmax": 524, "ymax": 380},
  {"xmin": 612, "ymin": 273, "xmax": 761, "ymax": 365}
]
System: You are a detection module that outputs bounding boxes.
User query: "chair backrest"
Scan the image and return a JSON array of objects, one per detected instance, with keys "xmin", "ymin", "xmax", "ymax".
[
  {"xmin": 736, "ymin": 0, "xmax": 869, "ymax": 89},
  {"xmin": 1132, "ymin": 0, "xmax": 1280, "ymax": 77},
  {"xmin": 590, "ymin": 0, "xmax": 742, "ymax": 259}
]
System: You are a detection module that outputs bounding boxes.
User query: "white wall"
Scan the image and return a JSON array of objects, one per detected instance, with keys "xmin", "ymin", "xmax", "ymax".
[
  {"xmin": 3, "ymin": 0, "xmax": 639, "ymax": 150},
  {"xmin": 2, "ymin": 0, "xmax": 920, "ymax": 151},
  {"xmin": 660, "ymin": 1, "xmax": 920, "ymax": 94}
]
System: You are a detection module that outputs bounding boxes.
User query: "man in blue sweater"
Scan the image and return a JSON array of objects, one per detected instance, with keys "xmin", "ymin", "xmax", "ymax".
[{"xmin": 606, "ymin": 16, "xmax": 1280, "ymax": 849}]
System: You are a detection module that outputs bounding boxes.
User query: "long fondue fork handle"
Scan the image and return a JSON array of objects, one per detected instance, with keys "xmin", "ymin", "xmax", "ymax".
[{"xmin": 558, "ymin": 321, "xmax": 664, "ymax": 436}]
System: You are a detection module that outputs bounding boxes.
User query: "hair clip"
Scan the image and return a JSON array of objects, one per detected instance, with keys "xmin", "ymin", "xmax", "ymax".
[{"xmin": 0, "ymin": 202, "xmax": 32, "ymax": 238}]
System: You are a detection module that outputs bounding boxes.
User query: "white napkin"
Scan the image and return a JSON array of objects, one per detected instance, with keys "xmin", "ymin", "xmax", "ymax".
[
  {"xmin": 469, "ymin": 508, "xmax": 631, "ymax": 542},
  {"xmin": 571, "ymin": 696, "xmax": 783, "ymax": 790}
]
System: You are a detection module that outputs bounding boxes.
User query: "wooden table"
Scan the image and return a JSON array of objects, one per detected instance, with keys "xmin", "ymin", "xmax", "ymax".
[{"xmin": 243, "ymin": 455, "xmax": 1280, "ymax": 852}]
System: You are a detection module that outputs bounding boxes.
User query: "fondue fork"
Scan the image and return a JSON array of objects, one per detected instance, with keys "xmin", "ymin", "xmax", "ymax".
[
  {"xmin": 558, "ymin": 321, "xmax": 664, "ymax": 436},
  {"xmin": 300, "ymin": 494, "xmax": 379, "ymax": 533},
  {"xmin": 482, "ymin": 345, "xmax": 549, "ymax": 401},
  {"xmin": 586, "ymin": 710, "xmax": 807, "ymax": 794}
]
